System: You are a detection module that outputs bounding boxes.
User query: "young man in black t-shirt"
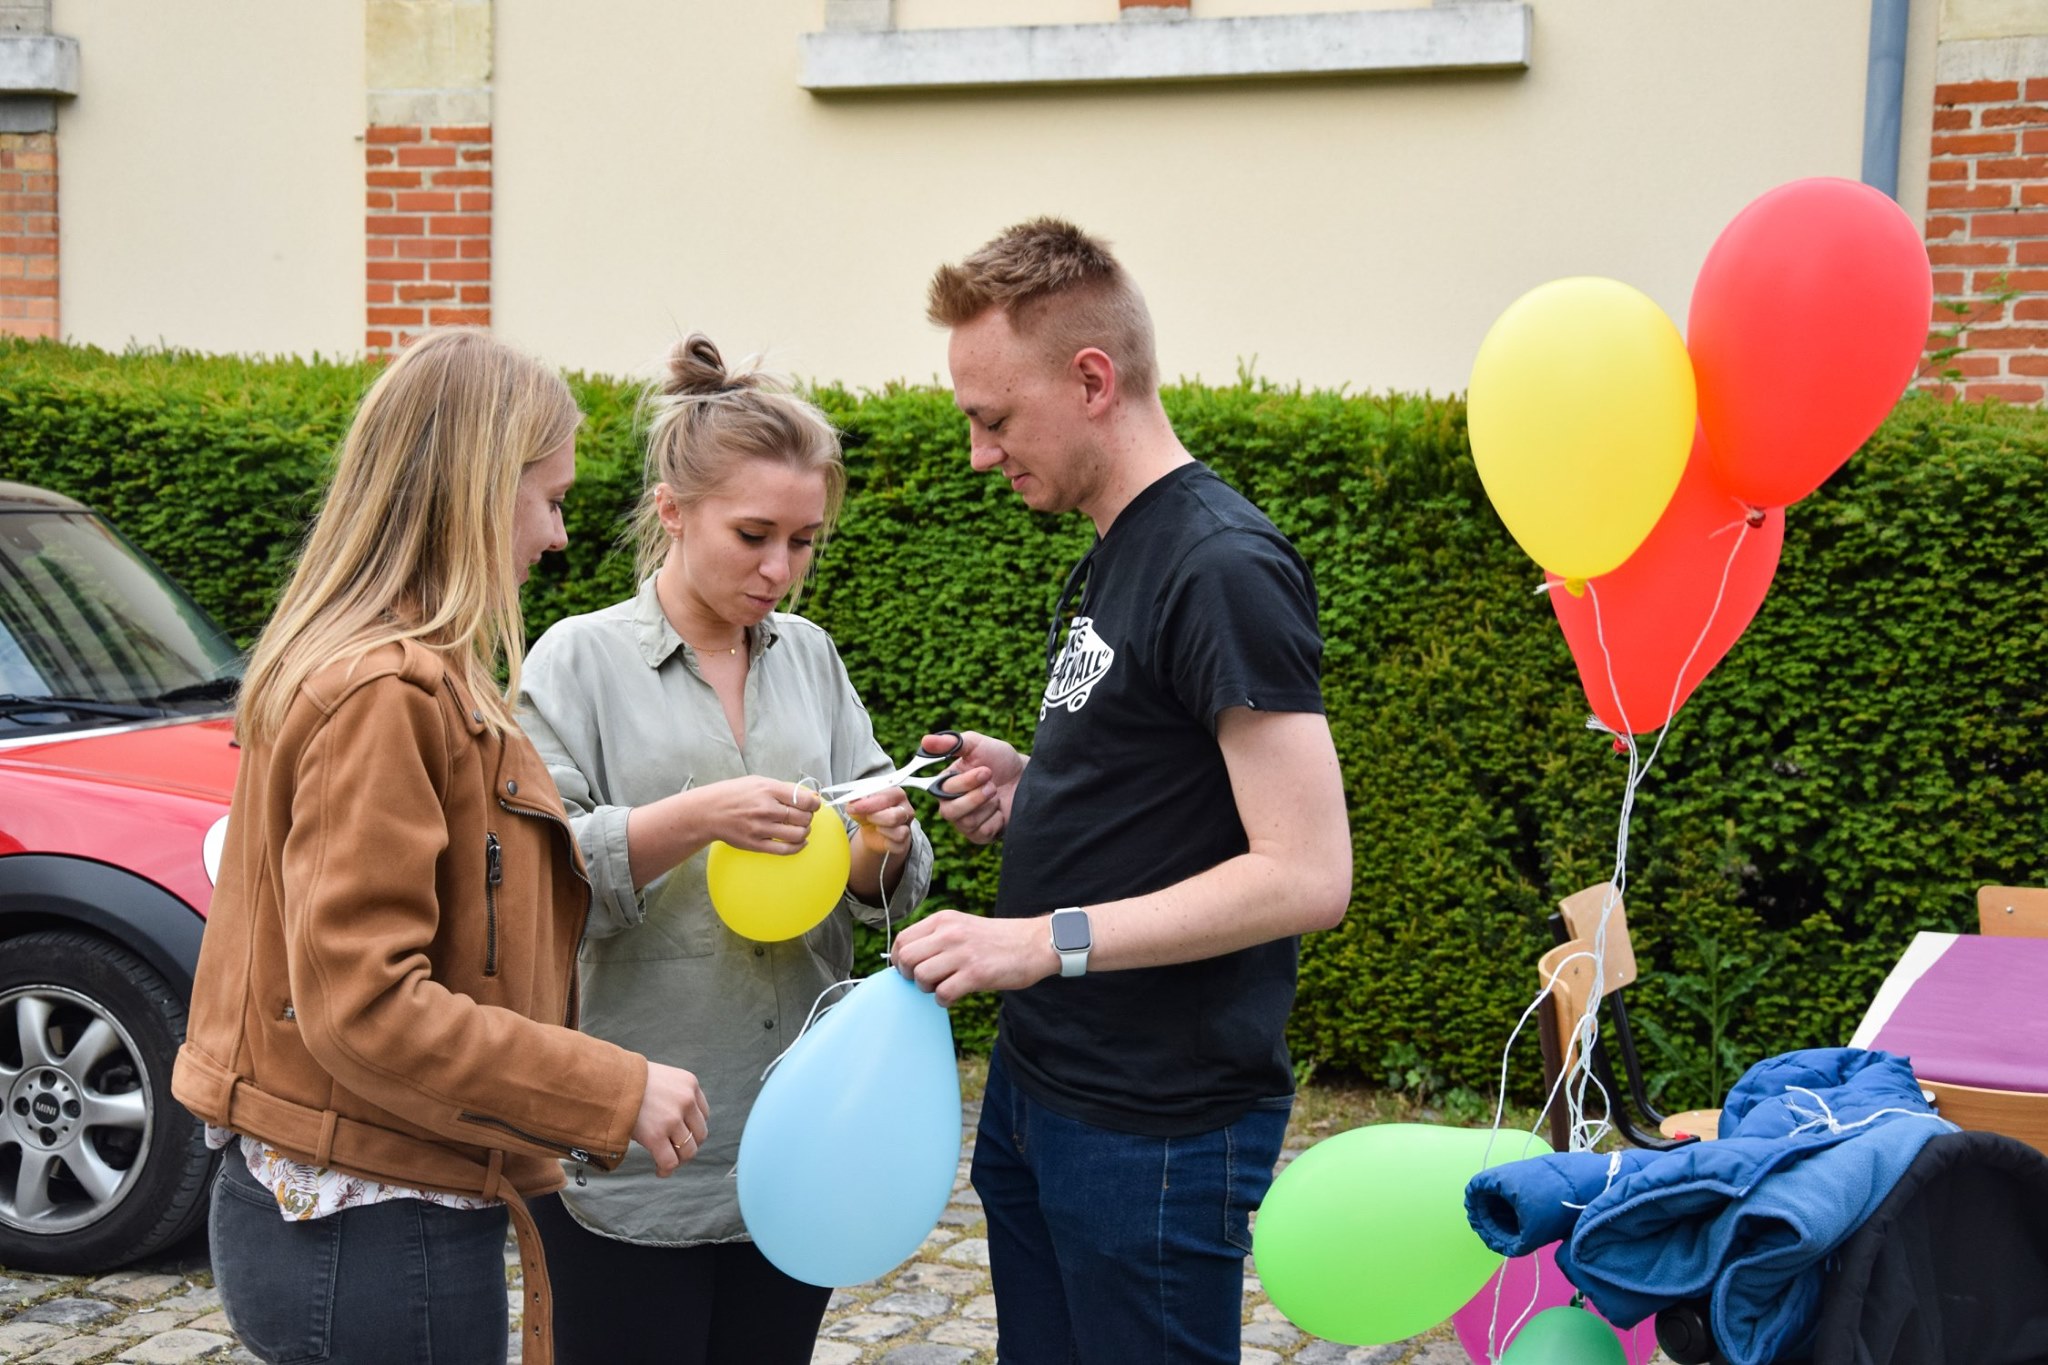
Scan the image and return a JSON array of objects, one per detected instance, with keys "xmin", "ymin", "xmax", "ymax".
[{"xmin": 891, "ymin": 218, "xmax": 1353, "ymax": 1364}]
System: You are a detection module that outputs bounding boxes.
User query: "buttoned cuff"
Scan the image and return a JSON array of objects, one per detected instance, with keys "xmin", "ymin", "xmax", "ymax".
[{"xmin": 575, "ymin": 803, "xmax": 646, "ymax": 937}]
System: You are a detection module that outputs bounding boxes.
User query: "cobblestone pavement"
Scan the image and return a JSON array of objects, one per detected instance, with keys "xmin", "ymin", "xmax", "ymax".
[{"xmin": 0, "ymin": 1102, "xmax": 1671, "ymax": 1364}]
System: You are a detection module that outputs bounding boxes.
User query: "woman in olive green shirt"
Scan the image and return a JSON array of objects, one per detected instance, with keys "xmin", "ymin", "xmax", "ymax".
[{"xmin": 517, "ymin": 334, "xmax": 933, "ymax": 1365}]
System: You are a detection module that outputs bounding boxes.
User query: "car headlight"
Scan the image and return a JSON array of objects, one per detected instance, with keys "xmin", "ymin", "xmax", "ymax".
[{"xmin": 203, "ymin": 814, "xmax": 230, "ymax": 885}]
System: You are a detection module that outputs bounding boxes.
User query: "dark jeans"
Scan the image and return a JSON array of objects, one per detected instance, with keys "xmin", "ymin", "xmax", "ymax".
[
  {"xmin": 530, "ymin": 1190, "xmax": 833, "ymax": 1365},
  {"xmin": 209, "ymin": 1153, "xmax": 510, "ymax": 1364},
  {"xmin": 972, "ymin": 1046, "xmax": 1292, "ymax": 1365}
]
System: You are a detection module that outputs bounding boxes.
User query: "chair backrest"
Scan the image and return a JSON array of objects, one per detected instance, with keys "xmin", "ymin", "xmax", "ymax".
[
  {"xmin": 1976, "ymin": 885, "xmax": 2048, "ymax": 939},
  {"xmin": 1921, "ymin": 1079, "xmax": 2048, "ymax": 1156},
  {"xmin": 1557, "ymin": 882, "xmax": 1639, "ymax": 988},
  {"xmin": 1538, "ymin": 937, "xmax": 1600, "ymax": 1081}
]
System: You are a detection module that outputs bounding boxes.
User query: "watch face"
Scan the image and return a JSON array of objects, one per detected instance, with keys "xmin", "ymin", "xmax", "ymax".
[{"xmin": 1050, "ymin": 912, "xmax": 1091, "ymax": 952}]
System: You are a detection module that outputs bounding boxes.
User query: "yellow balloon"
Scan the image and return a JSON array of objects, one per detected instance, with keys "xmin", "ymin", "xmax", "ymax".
[
  {"xmin": 1467, "ymin": 277, "xmax": 1696, "ymax": 580},
  {"xmin": 706, "ymin": 803, "xmax": 851, "ymax": 942}
]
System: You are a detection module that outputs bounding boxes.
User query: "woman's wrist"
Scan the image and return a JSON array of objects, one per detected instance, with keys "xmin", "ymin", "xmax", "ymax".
[{"xmin": 626, "ymin": 788, "xmax": 715, "ymax": 888}]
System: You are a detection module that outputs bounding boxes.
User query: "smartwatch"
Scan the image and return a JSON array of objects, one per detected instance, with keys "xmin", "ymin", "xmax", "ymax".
[{"xmin": 1049, "ymin": 906, "xmax": 1092, "ymax": 978}]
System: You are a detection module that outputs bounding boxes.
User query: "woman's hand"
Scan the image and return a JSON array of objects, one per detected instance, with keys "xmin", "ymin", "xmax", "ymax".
[
  {"xmin": 632, "ymin": 1062, "xmax": 710, "ymax": 1176},
  {"xmin": 699, "ymin": 775, "xmax": 820, "ymax": 855},
  {"xmin": 846, "ymin": 787, "xmax": 914, "ymax": 859}
]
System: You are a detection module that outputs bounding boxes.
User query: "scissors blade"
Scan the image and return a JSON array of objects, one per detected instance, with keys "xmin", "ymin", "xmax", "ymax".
[{"xmin": 819, "ymin": 745, "xmax": 958, "ymax": 808}]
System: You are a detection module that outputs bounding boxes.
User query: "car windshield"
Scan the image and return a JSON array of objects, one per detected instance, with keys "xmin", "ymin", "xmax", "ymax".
[{"xmin": 0, "ymin": 507, "xmax": 242, "ymax": 721}]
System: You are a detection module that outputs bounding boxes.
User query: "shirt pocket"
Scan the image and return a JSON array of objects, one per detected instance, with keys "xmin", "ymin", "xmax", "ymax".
[{"xmin": 580, "ymin": 854, "xmax": 722, "ymax": 962}]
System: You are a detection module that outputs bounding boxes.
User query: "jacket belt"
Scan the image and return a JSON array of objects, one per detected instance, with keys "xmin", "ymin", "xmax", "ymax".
[{"xmin": 183, "ymin": 1048, "xmax": 563, "ymax": 1365}]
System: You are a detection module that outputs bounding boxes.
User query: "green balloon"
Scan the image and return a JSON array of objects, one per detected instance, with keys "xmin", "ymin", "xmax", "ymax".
[
  {"xmin": 1252, "ymin": 1124, "xmax": 1552, "ymax": 1346},
  {"xmin": 1498, "ymin": 1306, "xmax": 1629, "ymax": 1365}
]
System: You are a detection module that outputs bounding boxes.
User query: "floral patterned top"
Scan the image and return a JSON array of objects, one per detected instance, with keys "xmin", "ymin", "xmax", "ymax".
[{"xmin": 204, "ymin": 1124, "xmax": 494, "ymax": 1220}]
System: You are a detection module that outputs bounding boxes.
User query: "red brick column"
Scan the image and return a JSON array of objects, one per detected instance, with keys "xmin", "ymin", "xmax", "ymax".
[
  {"xmin": 0, "ymin": 132, "xmax": 58, "ymax": 341},
  {"xmin": 364, "ymin": 124, "xmax": 491, "ymax": 354},
  {"xmin": 1920, "ymin": 76, "xmax": 2048, "ymax": 404}
]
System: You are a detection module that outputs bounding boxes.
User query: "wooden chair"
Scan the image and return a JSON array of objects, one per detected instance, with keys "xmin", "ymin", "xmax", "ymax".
[
  {"xmin": 1976, "ymin": 884, "xmax": 2048, "ymax": 938},
  {"xmin": 1920, "ymin": 1079, "xmax": 2048, "ymax": 1156},
  {"xmin": 1536, "ymin": 884, "xmax": 1720, "ymax": 1153}
]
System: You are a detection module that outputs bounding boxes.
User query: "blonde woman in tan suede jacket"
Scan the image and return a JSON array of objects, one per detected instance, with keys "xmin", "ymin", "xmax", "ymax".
[{"xmin": 171, "ymin": 328, "xmax": 708, "ymax": 1365}]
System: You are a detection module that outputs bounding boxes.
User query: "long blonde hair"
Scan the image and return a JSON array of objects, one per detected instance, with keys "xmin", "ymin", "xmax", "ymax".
[
  {"xmin": 239, "ymin": 328, "xmax": 580, "ymax": 743},
  {"xmin": 627, "ymin": 333, "xmax": 845, "ymax": 607}
]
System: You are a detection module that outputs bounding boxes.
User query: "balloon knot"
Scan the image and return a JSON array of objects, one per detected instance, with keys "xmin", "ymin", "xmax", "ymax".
[
  {"xmin": 1612, "ymin": 737, "xmax": 1629, "ymax": 754},
  {"xmin": 1744, "ymin": 505, "xmax": 1767, "ymax": 528},
  {"xmin": 1563, "ymin": 578, "xmax": 1588, "ymax": 598}
]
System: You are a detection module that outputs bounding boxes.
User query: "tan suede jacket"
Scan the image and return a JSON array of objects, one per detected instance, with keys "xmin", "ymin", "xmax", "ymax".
[{"xmin": 173, "ymin": 640, "xmax": 646, "ymax": 1363}]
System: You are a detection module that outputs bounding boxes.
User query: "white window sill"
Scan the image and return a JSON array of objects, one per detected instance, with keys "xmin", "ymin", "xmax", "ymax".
[
  {"xmin": 0, "ymin": 34, "xmax": 79, "ymax": 97},
  {"xmin": 800, "ymin": 5, "xmax": 1531, "ymax": 94}
]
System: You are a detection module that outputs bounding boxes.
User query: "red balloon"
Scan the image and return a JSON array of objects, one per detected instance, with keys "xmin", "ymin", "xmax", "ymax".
[
  {"xmin": 1549, "ymin": 433, "xmax": 1784, "ymax": 735},
  {"xmin": 1688, "ymin": 177, "xmax": 1932, "ymax": 508}
]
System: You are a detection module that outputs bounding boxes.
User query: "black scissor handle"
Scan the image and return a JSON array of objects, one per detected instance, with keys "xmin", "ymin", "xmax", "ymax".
[
  {"xmin": 918, "ymin": 729, "xmax": 965, "ymax": 761},
  {"xmin": 926, "ymin": 772, "xmax": 974, "ymax": 802},
  {"xmin": 920, "ymin": 730, "xmax": 969, "ymax": 801}
]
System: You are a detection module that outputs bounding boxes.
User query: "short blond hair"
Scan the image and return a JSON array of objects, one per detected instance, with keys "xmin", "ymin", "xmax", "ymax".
[{"xmin": 927, "ymin": 217, "xmax": 1158, "ymax": 399}]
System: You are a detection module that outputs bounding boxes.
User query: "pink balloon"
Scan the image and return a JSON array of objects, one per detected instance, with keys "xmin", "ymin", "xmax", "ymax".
[{"xmin": 1452, "ymin": 1243, "xmax": 1657, "ymax": 1365}]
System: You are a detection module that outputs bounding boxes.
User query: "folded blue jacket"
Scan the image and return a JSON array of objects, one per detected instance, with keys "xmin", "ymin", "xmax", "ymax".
[{"xmin": 1465, "ymin": 1048, "xmax": 1953, "ymax": 1365}]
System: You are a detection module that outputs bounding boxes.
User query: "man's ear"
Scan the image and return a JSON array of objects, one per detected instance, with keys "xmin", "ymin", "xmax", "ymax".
[{"xmin": 1073, "ymin": 347, "xmax": 1117, "ymax": 417}]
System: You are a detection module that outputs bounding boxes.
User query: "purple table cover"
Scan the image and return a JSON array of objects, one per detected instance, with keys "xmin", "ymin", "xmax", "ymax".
[{"xmin": 1870, "ymin": 934, "xmax": 2048, "ymax": 1093}]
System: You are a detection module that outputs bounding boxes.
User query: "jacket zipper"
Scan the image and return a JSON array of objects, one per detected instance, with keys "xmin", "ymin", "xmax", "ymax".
[
  {"xmin": 499, "ymin": 794, "xmax": 593, "ymax": 1024},
  {"xmin": 458, "ymin": 1110, "xmax": 601, "ymax": 1164},
  {"xmin": 483, "ymin": 832, "xmax": 502, "ymax": 976}
]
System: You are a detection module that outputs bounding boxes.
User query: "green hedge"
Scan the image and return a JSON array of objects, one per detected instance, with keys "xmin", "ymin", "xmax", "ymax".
[{"xmin": 6, "ymin": 337, "xmax": 2046, "ymax": 1109}]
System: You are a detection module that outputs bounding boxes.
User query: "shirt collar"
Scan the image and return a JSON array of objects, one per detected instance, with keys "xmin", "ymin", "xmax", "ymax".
[{"xmin": 629, "ymin": 572, "xmax": 780, "ymax": 668}]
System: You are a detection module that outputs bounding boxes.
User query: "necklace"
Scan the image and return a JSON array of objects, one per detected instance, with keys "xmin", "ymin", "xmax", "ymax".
[{"xmin": 680, "ymin": 630, "xmax": 743, "ymax": 657}]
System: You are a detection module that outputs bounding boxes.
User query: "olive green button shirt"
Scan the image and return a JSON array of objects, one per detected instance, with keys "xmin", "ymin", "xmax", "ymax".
[{"xmin": 516, "ymin": 574, "xmax": 932, "ymax": 1245}]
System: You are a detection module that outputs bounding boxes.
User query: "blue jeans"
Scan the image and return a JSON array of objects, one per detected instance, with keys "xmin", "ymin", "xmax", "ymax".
[
  {"xmin": 972, "ymin": 1047, "xmax": 1291, "ymax": 1365},
  {"xmin": 210, "ymin": 1154, "xmax": 510, "ymax": 1364}
]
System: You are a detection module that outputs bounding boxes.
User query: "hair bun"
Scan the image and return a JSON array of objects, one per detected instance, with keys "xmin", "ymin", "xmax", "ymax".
[
  {"xmin": 664, "ymin": 332, "xmax": 732, "ymax": 397},
  {"xmin": 661, "ymin": 332, "xmax": 770, "ymax": 399}
]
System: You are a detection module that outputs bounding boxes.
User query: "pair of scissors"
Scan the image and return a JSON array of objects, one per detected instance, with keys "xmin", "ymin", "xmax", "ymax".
[{"xmin": 816, "ymin": 730, "xmax": 972, "ymax": 809}]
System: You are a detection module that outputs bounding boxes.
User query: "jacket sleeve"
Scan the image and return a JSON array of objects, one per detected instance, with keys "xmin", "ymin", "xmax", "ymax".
[
  {"xmin": 823, "ymin": 641, "xmax": 932, "ymax": 927},
  {"xmin": 517, "ymin": 632, "xmax": 645, "ymax": 939},
  {"xmin": 279, "ymin": 677, "xmax": 646, "ymax": 1165}
]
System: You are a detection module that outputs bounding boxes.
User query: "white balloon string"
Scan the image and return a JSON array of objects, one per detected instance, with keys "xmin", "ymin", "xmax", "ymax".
[
  {"xmin": 756, "ymin": 788, "xmax": 900, "ymax": 1086},
  {"xmin": 1480, "ymin": 510, "xmax": 1764, "ymax": 1358},
  {"xmin": 879, "ymin": 844, "xmax": 895, "ymax": 962},
  {"xmin": 759, "ymin": 978, "xmax": 859, "ymax": 1084}
]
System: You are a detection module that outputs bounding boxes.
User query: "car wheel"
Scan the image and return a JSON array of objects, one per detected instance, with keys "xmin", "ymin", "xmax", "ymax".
[{"xmin": 0, "ymin": 929, "xmax": 217, "ymax": 1273}]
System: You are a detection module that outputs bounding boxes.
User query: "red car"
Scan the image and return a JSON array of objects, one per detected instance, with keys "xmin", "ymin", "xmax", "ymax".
[{"xmin": 1, "ymin": 480, "xmax": 242, "ymax": 1272}]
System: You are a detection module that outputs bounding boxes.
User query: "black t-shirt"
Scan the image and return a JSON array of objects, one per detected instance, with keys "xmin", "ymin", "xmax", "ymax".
[{"xmin": 994, "ymin": 462, "xmax": 1325, "ymax": 1137}]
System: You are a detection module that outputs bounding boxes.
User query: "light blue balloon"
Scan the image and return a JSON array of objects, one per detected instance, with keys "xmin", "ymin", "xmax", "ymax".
[{"xmin": 737, "ymin": 968, "xmax": 961, "ymax": 1287}]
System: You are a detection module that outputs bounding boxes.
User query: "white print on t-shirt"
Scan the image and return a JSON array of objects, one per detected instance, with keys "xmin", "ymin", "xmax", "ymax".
[{"xmin": 1041, "ymin": 616, "xmax": 1115, "ymax": 719}]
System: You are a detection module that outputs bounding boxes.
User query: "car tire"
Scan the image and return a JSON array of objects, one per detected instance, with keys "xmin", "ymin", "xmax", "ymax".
[{"xmin": 0, "ymin": 929, "xmax": 217, "ymax": 1273}]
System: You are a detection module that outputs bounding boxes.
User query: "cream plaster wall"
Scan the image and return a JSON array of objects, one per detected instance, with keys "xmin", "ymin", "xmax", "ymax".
[
  {"xmin": 40, "ymin": 0, "xmax": 1935, "ymax": 388},
  {"xmin": 52, "ymin": 0, "xmax": 363, "ymax": 358},
  {"xmin": 495, "ymin": 0, "xmax": 1927, "ymax": 395}
]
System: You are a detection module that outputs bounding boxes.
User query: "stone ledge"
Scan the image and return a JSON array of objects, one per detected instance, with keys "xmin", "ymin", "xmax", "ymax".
[
  {"xmin": 0, "ymin": 33, "xmax": 77, "ymax": 96},
  {"xmin": 1934, "ymin": 33, "xmax": 2048, "ymax": 84},
  {"xmin": 800, "ymin": 5, "xmax": 1530, "ymax": 94}
]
